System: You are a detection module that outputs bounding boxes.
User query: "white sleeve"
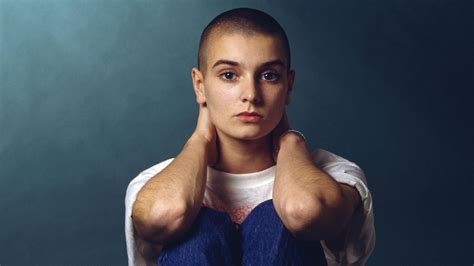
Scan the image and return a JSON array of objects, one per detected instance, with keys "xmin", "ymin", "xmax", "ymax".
[
  {"xmin": 124, "ymin": 158, "xmax": 174, "ymax": 266},
  {"xmin": 312, "ymin": 149, "xmax": 376, "ymax": 266}
]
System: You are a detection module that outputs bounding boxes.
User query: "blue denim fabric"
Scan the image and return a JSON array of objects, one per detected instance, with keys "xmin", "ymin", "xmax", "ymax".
[
  {"xmin": 158, "ymin": 200, "xmax": 327, "ymax": 266},
  {"xmin": 158, "ymin": 207, "xmax": 241, "ymax": 266}
]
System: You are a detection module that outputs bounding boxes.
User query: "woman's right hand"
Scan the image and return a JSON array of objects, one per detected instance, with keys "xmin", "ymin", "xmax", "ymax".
[{"xmin": 192, "ymin": 103, "xmax": 218, "ymax": 166}]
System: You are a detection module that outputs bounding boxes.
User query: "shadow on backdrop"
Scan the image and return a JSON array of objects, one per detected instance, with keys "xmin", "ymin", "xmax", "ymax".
[{"xmin": 0, "ymin": 0, "xmax": 472, "ymax": 265}]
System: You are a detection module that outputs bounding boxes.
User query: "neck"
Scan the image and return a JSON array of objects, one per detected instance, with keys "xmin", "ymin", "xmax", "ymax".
[{"xmin": 214, "ymin": 132, "xmax": 275, "ymax": 174}]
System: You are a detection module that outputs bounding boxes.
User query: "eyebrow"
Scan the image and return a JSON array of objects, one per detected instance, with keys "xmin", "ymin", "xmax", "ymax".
[
  {"xmin": 211, "ymin": 59, "xmax": 286, "ymax": 69},
  {"xmin": 212, "ymin": 59, "xmax": 239, "ymax": 69},
  {"xmin": 261, "ymin": 59, "xmax": 286, "ymax": 69}
]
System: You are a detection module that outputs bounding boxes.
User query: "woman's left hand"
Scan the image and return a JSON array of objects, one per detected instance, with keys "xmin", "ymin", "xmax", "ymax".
[{"xmin": 271, "ymin": 111, "xmax": 290, "ymax": 162}]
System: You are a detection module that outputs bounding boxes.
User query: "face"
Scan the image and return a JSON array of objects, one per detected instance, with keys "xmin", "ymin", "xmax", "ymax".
[{"xmin": 192, "ymin": 33, "xmax": 294, "ymax": 141}]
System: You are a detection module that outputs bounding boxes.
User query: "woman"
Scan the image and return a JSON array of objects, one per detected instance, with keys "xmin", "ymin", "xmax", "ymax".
[{"xmin": 125, "ymin": 8, "xmax": 375, "ymax": 266}]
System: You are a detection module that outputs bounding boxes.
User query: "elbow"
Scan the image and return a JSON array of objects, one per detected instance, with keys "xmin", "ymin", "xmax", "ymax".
[
  {"xmin": 281, "ymin": 191, "xmax": 346, "ymax": 240},
  {"xmin": 132, "ymin": 200, "xmax": 190, "ymax": 245},
  {"xmin": 280, "ymin": 198, "xmax": 324, "ymax": 240}
]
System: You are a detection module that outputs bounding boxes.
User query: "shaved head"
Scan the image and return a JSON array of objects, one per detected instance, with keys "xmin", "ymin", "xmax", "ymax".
[{"xmin": 198, "ymin": 8, "xmax": 291, "ymax": 74}]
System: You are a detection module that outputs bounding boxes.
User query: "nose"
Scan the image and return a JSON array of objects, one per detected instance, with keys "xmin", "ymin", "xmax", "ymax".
[{"xmin": 239, "ymin": 77, "xmax": 261, "ymax": 104}]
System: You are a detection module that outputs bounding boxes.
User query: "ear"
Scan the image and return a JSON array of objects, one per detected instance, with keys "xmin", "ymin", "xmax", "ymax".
[
  {"xmin": 192, "ymin": 67, "xmax": 206, "ymax": 104},
  {"xmin": 285, "ymin": 70, "xmax": 295, "ymax": 105}
]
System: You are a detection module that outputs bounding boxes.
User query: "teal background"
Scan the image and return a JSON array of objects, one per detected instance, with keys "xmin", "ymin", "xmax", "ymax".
[{"xmin": 1, "ymin": 0, "xmax": 472, "ymax": 265}]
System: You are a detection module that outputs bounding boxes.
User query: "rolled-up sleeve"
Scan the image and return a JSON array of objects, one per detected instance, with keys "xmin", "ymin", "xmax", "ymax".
[
  {"xmin": 312, "ymin": 149, "xmax": 376, "ymax": 266},
  {"xmin": 124, "ymin": 158, "xmax": 174, "ymax": 266}
]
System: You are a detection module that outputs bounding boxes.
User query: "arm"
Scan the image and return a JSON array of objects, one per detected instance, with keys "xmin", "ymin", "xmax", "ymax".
[
  {"xmin": 131, "ymin": 104, "xmax": 216, "ymax": 245},
  {"xmin": 272, "ymin": 115, "xmax": 361, "ymax": 245}
]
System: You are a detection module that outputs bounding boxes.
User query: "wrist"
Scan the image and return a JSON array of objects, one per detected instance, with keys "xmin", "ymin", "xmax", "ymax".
[
  {"xmin": 188, "ymin": 133, "xmax": 211, "ymax": 152},
  {"xmin": 190, "ymin": 131, "xmax": 213, "ymax": 145},
  {"xmin": 278, "ymin": 130, "xmax": 306, "ymax": 147},
  {"xmin": 189, "ymin": 132, "xmax": 218, "ymax": 166},
  {"xmin": 274, "ymin": 129, "xmax": 307, "ymax": 162}
]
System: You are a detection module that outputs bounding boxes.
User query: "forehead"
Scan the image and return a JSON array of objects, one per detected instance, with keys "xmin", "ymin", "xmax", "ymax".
[{"xmin": 204, "ymin": 32, "xmax": 288, "ymax": 70}]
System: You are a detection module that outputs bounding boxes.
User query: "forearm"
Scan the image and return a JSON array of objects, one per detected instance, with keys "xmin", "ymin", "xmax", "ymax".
[
  {"xmin": 132, "ymin": 134, "xmax": 210, "ymax": 244},
  {"xmin": 273, "ymin": 133, "xmax": 355, "ymax": 241}
]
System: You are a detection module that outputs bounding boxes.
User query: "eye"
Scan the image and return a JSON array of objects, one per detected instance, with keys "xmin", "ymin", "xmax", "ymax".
[
  {"xmin": 261, "ymin": 72, "xmax": 280, "ymax": 81},
  {"xmin": 220, "ymin": 71, "xmax": 237, "ymax": 81}
]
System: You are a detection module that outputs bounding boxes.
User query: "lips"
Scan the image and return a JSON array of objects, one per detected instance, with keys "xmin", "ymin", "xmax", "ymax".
[{"xmin": 236, "ymin": 112, "xmax": 263, "ymax": 123}]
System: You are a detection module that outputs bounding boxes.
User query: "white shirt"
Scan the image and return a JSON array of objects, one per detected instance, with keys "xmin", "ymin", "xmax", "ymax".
[{"xmin": 125, "ymin": 148, "xmax": 375, "ymax": 266}]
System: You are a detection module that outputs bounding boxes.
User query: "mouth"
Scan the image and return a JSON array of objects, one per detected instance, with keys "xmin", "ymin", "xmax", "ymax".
[{"xmin": 236, "ymin": 111, "xmax": 263, "ymax": 123}]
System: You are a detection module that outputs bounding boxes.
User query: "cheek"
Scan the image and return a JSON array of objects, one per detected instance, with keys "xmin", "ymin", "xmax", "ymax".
[
  {"xmin": 264, "ymin": 92, "xmax": 287, "ymax": 126},
  {"xmin": 265, "ymin": 90, "xmax": 287, "ymax": 111},
  {"xmin": 207, "ymin": 93, "xmax": 232, "ymax": 112},
  {"xmin": 268, "ymin": 106, "xmax": 284, "ymax": 128},
  {"xmin": 205, "ymin": 88, "xmax": 236, "ymax": 123}
]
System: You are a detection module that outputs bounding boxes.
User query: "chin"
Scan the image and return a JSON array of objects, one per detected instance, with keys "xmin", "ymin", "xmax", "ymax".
[
  {"xmin": 224, "ymin": 126, "xmax": 273, "ymax": 141},
  {"xmin": 236, "ymin": 134, "xmax": 267, "ymax": 141}
]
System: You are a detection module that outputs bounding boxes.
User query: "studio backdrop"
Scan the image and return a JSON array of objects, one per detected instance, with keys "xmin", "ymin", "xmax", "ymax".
[{"xmin": 0, "ymin": 0, "xmax": 472, "ymax": 265}]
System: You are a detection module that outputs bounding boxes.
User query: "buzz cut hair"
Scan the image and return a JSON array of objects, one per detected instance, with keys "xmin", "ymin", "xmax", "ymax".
[{"xmin": 197, "ymin": 8, "xmax": 291, "ymax": 73}]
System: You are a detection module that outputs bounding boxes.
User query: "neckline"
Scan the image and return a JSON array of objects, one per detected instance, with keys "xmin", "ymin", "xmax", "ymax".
[{"xmin": 207, "ymin": 165, "xmax": 276, "ymax": 188}]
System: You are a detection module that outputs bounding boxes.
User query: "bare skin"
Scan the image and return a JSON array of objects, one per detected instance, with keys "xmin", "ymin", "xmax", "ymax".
[
  {"xmin": 271, "ymin": 112, "xmax": 361, "ymax": 244},
  {"xmin": 131, "ymin": 33, "xmax": 361, "ymax": 259}
]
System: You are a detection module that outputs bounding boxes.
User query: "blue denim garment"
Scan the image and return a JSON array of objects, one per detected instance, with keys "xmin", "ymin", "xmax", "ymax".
[{"xmin": 158, "ymin": 200, "xmax": 327, "ymax": 266}]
